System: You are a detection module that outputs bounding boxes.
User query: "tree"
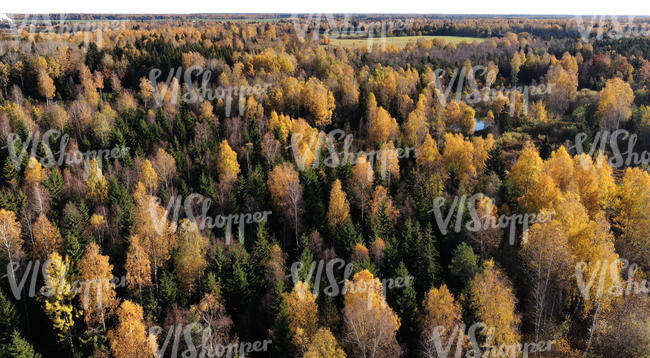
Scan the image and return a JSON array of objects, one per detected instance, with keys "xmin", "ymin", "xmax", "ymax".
[
  {"xmin": 511, "ymin": 141, "xmax": 561, "ymax": 212},
  {"xmin": 343, "ymin": 270, "xmax": 401, "ymax": 358},
  {"xmin": 78, "ymin": 242, "xmax": 119, "ymax": 331},
  {"xmin": 377, "ymin": 142, "xmax": 400, "ymax": 185},
  {"xmin": 0, "ymin": 209, "xmax": 23, "ymax": 283},
  {"xmin": 125, "ymin": 235, "xmax": 152, "ymax": 303},
  {"xmin": 37, "ymin": 68, "xmax": 55, "ymax": 106},
  {"xmin": 7, "ymin": 331, "xmax": 41, "ymax": 358},
  {"xmin": 151, "ymin": 148, "xmax": 177, "ymax": 192},
  {"xmin": 24, "ymin": 157, "xmax": 44, "ymax": 187},
  {"xmin": 41, "ymin": 252, "xmax": 76, "ymax": 353},
  {"xmin": 191, "ymin": 290, "xmax": 238, "ymax": 355},
  {"xmin": 417, "ymin": 134, "xmax": 441, "ymax": 174},
  {"xmin": 176, "ymin": 220, "xmax": 209, "ymax": 296},
  {"xmin": 268, "ymin": 163, "xmax": 303, "ymax": 245},
  {"xmin": 32, "ymin": 214, "xmax": 62, "ymax": 261},
  {"xmin": 369, "ymin": 107, "xmax": 399, "ymax": 147},
  {"xmin": 217, "ymin": 139, "xmax": 241, "ymax": 185},
  {"xmin": 133, "ymin": 182, "xmax": 176, "ymax": 289},
  {"xmin": 108, "ymin": 300, "xmax": 155, "ymax": 358},
  {"xmin": 545, "ymin": 53, "xmax": 578, "ymax": 114},
  {"xmin": 404, "ymin": 95, "xmax": 429, "ymax": 146},
  {"xmin": 597, "ymin": 77, "xmax": 634, "ymax": 132},
  {"xmin": 448, "ymin": 242, "xmax": 479, "ymax": 286},
  {"xmin": 444, "ymin": 100, "xmax": 475, "ymax": 136},
  {"xmin": 302, "ymin": 77, "xmax": 335, "ymax": 128},
  {"xmin": 466, "ymin": 195, "xmax": 502, "ymax": 260},
  {"xmin": 421, "ymin": 284, "xmax": 466, "ymax": 358},
  {"xmin": 284, "ymin": 281, "xmax": 319, "ymax": 351},
  {"xmin": 327, "ymin": 179, "xmax": 350, "ymax": 228},
  {"xmin": 613, "ymin": 167, "xmax": 650, "ymax": 272},
  {"xmin": 468, "ymin": 259, "xmax": 521, "ymax": 348},
  {"xmin": 84, "ymin": 159, "xmax": 108, "ymax": 204},
  {"xmin": 441, "ymin": 133, "xmax": 476, "ymax": 189},
  {"xmin": 138, "ymin": 159, "xmax": 159, "ymax": 195},
  {"xmin": 304, "ymin": 328, "xmax": 346, "ymax": 358},
  {"xmin": 351, "ymin": 154, "xmax": 374, "ymax": 224},
  {"xmin": 520, "ymin": 221, "xmax": 573, "ymax": 341}
]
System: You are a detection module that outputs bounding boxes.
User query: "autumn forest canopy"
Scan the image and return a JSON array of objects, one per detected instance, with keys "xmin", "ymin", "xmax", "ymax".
[{"xmin": 0, "ymin": 13, "xmax": 649, "ymax": 358}]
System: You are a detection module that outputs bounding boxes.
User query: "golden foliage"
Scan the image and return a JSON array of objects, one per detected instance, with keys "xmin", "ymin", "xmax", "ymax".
[{"xmin": 327, "ymin": 179, "xmax": 350, "ymax": 227}]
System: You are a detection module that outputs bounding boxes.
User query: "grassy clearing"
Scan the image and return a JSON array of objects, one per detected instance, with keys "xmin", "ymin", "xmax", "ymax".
[{"xmin": 329, "ymin": 35, "xmax": 486, "ymax": 48}]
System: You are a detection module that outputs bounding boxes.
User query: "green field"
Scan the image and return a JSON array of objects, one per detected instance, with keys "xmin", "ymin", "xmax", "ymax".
[{"xmin": 329, "ymin": 35, "xmax": 486, "ymax": 48}]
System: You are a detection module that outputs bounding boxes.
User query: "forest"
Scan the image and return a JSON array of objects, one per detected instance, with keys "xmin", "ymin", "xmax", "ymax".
[{"xmin": 0, "ymin": 13, "xmax": 649, "ymax": 358}]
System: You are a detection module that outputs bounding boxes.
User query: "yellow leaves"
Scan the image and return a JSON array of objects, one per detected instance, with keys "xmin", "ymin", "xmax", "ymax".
[
  {"xmin": 377, "ymin": 141, "xmax": 400, "ymax": 183},
  {"xmin": 267, "ymin": 163, "xmax": 303, "ymax": 237},
  {"xmin": 343, "ymin": 269, "xmax": 402, "ymax": 358},
  {"xmin": 176, "ymin": 220, "xmax": 209, "ymax": 294},
  {"xmin": 597, "ymin": 77, "xmax": 634, "ymax": 131},
  {"xmin": 85, "ymin": 159, "xmax": 108, "ymax": 203},
  {"xmin": 404, "ymin": 96, "xmax": 429, "ymax": 146},
  {"xmin": 33, "ymin": 214, "xmax": 63, "ymax": 262},
  {"xmin": 181, "ymin": 51, "xmax": 205, "ymax": 69},
  {"xmin": 152, "ymin": 148, "xmax": 177, "ymax": 190},
  {"xmin": 37, "ymin": 68, "xmax": 55, "ymax": 102},
  {"xmin": 139, "ymin": 77, "xmax": 154, "ymax": 107},
  {"xmin": 217, "ymin": 140, "xmax": 240, "ymax": 184},
  {"xmin": 469, "ymin": 259, "xmax": 521, "ymax": 347},
  {"xmin": 442, "ymin": 133, "xmax": 476, "ymax": 187},
  {"xmin": 24, "ymin": 157, "xmax": 43, "ymax": 186},
  {"xmin": 108, "ymin": 300, "xmax": 154, "ymax": 358},
  {"xmin": 327, "ymin": 179, "xmax": 350, "ymax": 227},
  {"xmin": 138, "ymin": 159, "xmax": 159, "ymax": 195},
  {"xmin": 417, "ymin": 134, "xmax": 441, "ymax": 174},
  {"xmin": 133, "ymin": 181, "xmax": 176, "ymax": 277},
  {"xmin": 89, "ymin": 214, "xmax": 105, "ymax": 229},
  {"xmin": 369, "ymin": 186, "xmax": 398, "ymax": 225},
  {"xmin": 613, "ymin": 167, "xmax": 650, "ymax": 269},
  {"xmin": 285, "ymin": 281, "xmax": 319, "ymax": 351},
  {"xmin": 471, "ymin": 134, "xmax": 495, "ymax": 173},
  {"xmin": 42, "ymin": 252, "xmax": 76, "ymax": 342},
  {"xmin": 547, "ymin": 146, "xmax": 576, "ymax": 192},
  {"xmin": 444, "ymin": 100, "xmax": 475, "ymax": 136},
  {"xmin": 269, "ymin": 111, "xmax": 292, "ymax": 143},
  {"xmin": 125, "ymin": 235, "xmax": 152, "ymax": 295},
  {"xmin": 552, "ymin": 193, "xmax": 620, "ymax": 313},
  {"xmin": 304, "ymin": 328, "xmax": 346, "ymax": 358},
  {"xmin": 528, "ymin": 100, "xmax": 548, "ymax": 123},
  {"xmin": 351, "ymin": 155, "xmax": 375, "ymax": 218},
  {"xmin": 301, "ymin": 77, "xmax": 335, "ymax": 128},
  {"xmin": 78, "ymin": 242, "xmax": 119, "ymax": 329},
  {"xmin": 511, "ymin": 141, "xmax": 561, "ymax": 212},
  {"xmin": 0, "ymin": 209, "xmax": 22, "ymax": 262},
  {"xmin": 421, "ymin": 284, "xmax": 465, "ymax": 356},
  {"xmin": 290, "ymin": 117, "xmax": 321, "ymax": 170},
  {"xmin": 369, "ymin": 107, "xmax": 399, "ymax": 147}
]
